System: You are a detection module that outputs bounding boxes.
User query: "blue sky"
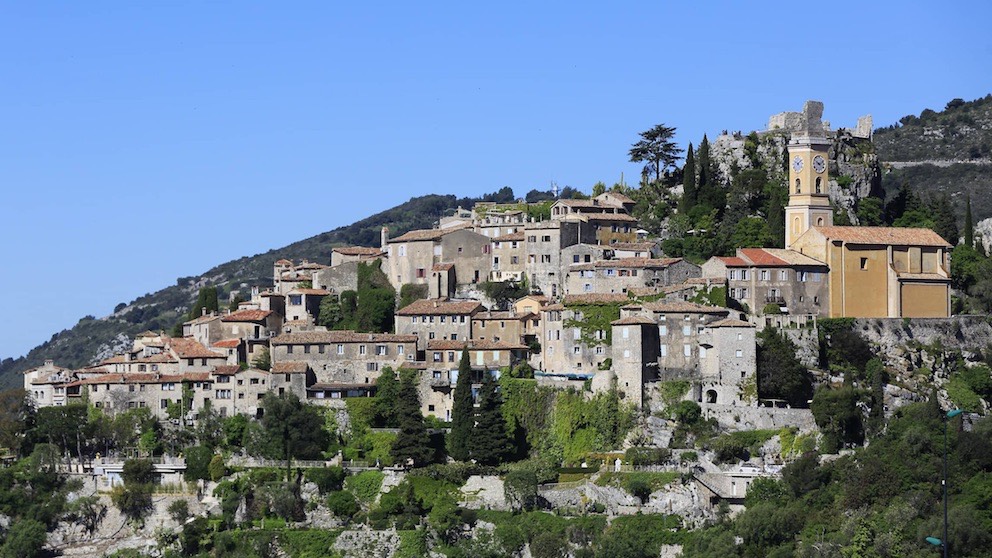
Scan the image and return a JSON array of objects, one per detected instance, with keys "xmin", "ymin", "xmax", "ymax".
[{"xmin": 1, "ymin": 1, "xmax": 989, "ymax": 359}]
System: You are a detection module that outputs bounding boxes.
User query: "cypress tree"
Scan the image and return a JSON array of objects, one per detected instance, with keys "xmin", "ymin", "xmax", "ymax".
[
  {"xmin": 697, "ymin": 135, "xmax": 711, "ymax": 195},
  {"xmin": 447, "ymin": 350, "xmax": 474, "ymax": 461},
  {"xmin": 390, "ymin": 370, "xmax": 432, "ymax": 467},
  {"xmin": 965, "ymin": 193, "xmax": 974, "ymax": 248},
  {"xmin": 470, "ymin": 372, "xmax": 513, "ymax": 466},
  {"xmin": 680, "ymin": 142, "xmax": 696, "ymax": 212},
  {"xmin": 374, "ymin": 367, "xmax": 400, "ymax": 428}
]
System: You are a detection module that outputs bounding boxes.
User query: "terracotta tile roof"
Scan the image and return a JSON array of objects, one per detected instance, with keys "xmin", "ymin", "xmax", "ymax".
[
  {"xmin": 592, "ymin": 257, "xmax": 684, "ymax": 269},
  {"xmin": 288, "ymin": 288, "xmax": 331, "ymax": 296},
  {"xmin": 738, "ymin": 248, "xmax": 788, "ymax": 266},
  {"xmin": 611, "ymin": 242, "xmax": 657, "ymax": 251},
  {"xmin": 542, "ymin": 303, "xmax": 566, "ymax": 311},
  {"xmin": 706, "ymin": 318, "xmax": 754, "ymax": 328},
  {"xmin": 581, "ymin": 212, "xmax": 638, "ymax": 222},
  {"xmin": 81, "ymin": 372, "xmax": 209, "ymax": 385},
  {"xmin": 272, "ymin": 330, "xmax": 418, "ymax": 345},
  {"xmin": 472, "ymin": 311, "xmax": 519, "ymax": 320},
  {"xmin": 433, "ymin": 263, "xmax": 455, "ymax": 271},
  {"xmin": 168, "ymin": 338, "xmax": 226, "ymax": 359},
  {"xmin": 611, "ymin": 316, "xmax": 657, "ymax": 326},
  {"xmin": 272, "ymin": 361, "xmax": 309, "ymax": 374},
  {"xmin": 260, "ymin": 290, "xmax": 282, "ymax": 297},
  {"xmin": 897, "ymin": 272, "xmax": 951, "ymax": 281},
  {"xmin": 296, "ymin": 261, "xmax": 328, "ymax": 270},
  {"xmin": 715, "ymin": 256, "xmax": 748, "ymax": 267},
  {"xmin": 97, "ymin": 355, "xmax": 128, "ymax": 365},
  {"xmin": 275, "ymin": 259, "xmax": 293, "ymax": 266},
  {"xmin": 308, "ymin": 382, "xmax": 375, "ymax": 391},
  {"xmin": 493, "ymin": 232, "xmax": 525, "ymax": 242},
  {"xmin": 638, "ymin": 301, "xmax": 729, "ymax": 314},
  {"xmin": 813, "ymin": 226, "xmax": 951, "ymax": 247},
  {"xmin": 333, "ymin": 246, "xmax": 385, "ymax": 256},
  {"xmin": 213, "ymin": 339, "xmax": 242, "ymax": 348},
  {"xmin": 562, "ymin": 293, "xmax": 631, "ymax": 306},
  {"xmin": 183, "ymin": 314, "xmax": 220, "ymax": 325},
  {"xmin": 222, "ymin": 309, "xmax": 272, "ymax": 322},
  {"xmin": 396, "ymin": 298, "xmax": 485, "ymax": 316},
  {"xmin": 388, "ymin": 224, "xmax": 472, "ymax": 243},
  {"xmin": 515, "ymin": 295, "xmax": 549, "ymax": 303},
  {"xmin": 597, "ymin": 192, "xmax": 635, "ymax": 204},
  {"xmin": 427, "ymin": 340, "xmax": 529, "ymax": 351},
  {"xmin": 212, "ymin": 365, "xmax": 241, "ymax": 375},
  {"xmin": 755, "ymin": 248, "xmax": 828, "ymax": 267},
  {"xmin": 554, "ymin": 198, "xmax": 623, "ymax": 209},
  {"xmin": 131, "ymin": 354, "xmax": 178, "ymax": 364}
]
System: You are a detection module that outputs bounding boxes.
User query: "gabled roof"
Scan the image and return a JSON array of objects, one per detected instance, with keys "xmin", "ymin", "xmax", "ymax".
[
  {"xmin": 493, "ymin": 232, "xmax": 525, "ymax": 242},
  {"xmin": 168, "ymin": 338, "xmax": 226, "ymax": 359},
  {"xmin": 388, "ymin": 224, "xmax": 473, "ymax": 243},
  {"xmin": 213, "ymin": 339, "xmax": 242, "ymax": 348},
  {"xmin": 271, "ymin": 361, "xmax": 309, "ymax": 374},
  {"xmin": 222, "ymin": 309, "xmax": 272, "ymax": 322},
  {"xmin": 427, "ymin": 340, "xmax": 528, "ymax": 351},
  {"xmin": 571, "ymin": 257, "xmax": 685, "ymax": 271},
  {"xmin": 736, "ymin": 248, "xmax": 827, "ymax": 267},
  {"xmin": 271, "ymin": 331, "xmax": 418, "ymax": 345},
  {"xmin": 287, "ymin": 288, "xmax": 331, "ymax": 296},
  {"xmin": 706, "ymin": 318, "xmax": 754, "ymax": 328},
  {"xmin": 561, "ymin": 293, "xmax": 631, "ymax": 306},
  {"xmin": 333, "ymin": 246, "xmax": 385, "ymax": 256},
  {"xmin": 212, "ymin": 365, "xmax": 241, "ymax": 375},
  {"xmin": 636, "ymin": 301, "xmax": 729, "ymax": 314},
  {"xmin": 714, "ymin": 256, "xmax": 748, "ymax": 267},
  {"xmin": 396, "ymin": 298, "xmax": 484, "ymax": 316},
  {"xmin": 611, "ymin": 316, "xmax": 656, "ymax": 326},
  {"xmin": 812, "ymin": 226, "xmax": 951, "ymax": 247},
  {"xmin": 611, "ymin": 242, "xmax": 657, "ymax": 252},
  {"xmin": 580, "ymin": 212, "xmax": 638, "ymax": 222}
]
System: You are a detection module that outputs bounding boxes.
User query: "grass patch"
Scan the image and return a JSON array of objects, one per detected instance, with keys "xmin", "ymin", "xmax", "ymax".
[
  {"xmin": 344, "ymin": 470, "xmax": 384, "ymax": 503},
  {"xmin": 279, "ymin": 529, "xmax": 343, "ymax": 558}
]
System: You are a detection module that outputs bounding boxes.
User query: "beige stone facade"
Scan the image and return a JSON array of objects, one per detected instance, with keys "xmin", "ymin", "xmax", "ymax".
[
  {"xmin": 395, "ymin": 298, "xmax": 484, "ymax": 350},
  {"xmin": 702, "ymin": 248, "xmax": 829, "ymax": 317}
]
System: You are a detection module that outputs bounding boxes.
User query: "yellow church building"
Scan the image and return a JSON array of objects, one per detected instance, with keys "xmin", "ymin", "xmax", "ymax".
[{"xmin": 783, "ymin": 119, "xmax": 952, "ymax": 318}]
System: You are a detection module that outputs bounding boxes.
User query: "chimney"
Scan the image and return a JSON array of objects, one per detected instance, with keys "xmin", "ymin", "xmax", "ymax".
[
  {"xmin": 44, "ymin": 359, "xmax": 54, "ymax": 368},
  {"xmin": 201, "ymin": 307, "xmax": 207, "ymax": 317}
]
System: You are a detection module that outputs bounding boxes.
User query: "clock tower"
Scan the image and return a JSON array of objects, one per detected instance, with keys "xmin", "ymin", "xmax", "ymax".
[{"xmin": 785, "ymin": 131, "xmax": 833, "ymax": 248}]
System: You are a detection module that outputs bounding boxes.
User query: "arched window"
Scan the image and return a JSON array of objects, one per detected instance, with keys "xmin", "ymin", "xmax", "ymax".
[
  {"xmin": 815, "ymin": 177, "xmax": 822, "ymax": 193},
  {"xmin": 817, "ymin": 217, "xmax": 824, "ymax": 226},
  {"xmin": 706, "ymin": 390, "xmax": 717, "ymax": 404},
  {"xmin": 793, "ymin": 217, "xmax": 801, "ymax": 234},
  {"xmin": 795, "ymin": 178, "xmax": 801, "ymax": 193}
]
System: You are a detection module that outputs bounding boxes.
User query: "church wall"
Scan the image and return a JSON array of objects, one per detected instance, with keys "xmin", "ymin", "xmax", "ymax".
[
  {"xmin": 838, "ymin": 244, "xmax": 890, "ymax": 317},
  {"xmin": 901, "ymin": 283, "xmax": 950, "ymax": 318}
]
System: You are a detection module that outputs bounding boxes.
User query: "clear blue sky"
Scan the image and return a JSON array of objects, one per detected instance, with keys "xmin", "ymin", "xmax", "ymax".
[{"xmin": 1, "ymin": 1, "xmax": 989, "ymax": 360}]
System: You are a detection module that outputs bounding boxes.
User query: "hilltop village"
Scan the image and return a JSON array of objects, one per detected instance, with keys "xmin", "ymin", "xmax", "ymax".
[
  {"xmin": 16, "ymin": 102, "xmax": 990, "ymax": 558},
  {"xmin": 26, "ymin": 103, "xmax": 952, "ymax": 425}
]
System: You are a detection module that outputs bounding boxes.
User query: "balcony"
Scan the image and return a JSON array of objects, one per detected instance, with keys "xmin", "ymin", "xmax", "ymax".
[{"xmin": 764, "ymin": 296, "xmax": 785, "ymax": 305}]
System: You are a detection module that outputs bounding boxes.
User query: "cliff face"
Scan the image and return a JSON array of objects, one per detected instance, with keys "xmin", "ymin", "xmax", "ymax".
[{"xmin": 710, "ymin": 127, "xmax": 882, "ymax": 224}]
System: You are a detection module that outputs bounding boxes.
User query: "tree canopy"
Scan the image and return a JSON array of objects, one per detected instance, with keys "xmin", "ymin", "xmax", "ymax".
[{"xmin": 629, "ymin": 123, "xmax": 683, "ymax": 183}]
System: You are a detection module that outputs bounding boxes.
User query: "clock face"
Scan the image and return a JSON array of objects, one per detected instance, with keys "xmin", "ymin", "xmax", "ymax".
[
  {"xmin": 792, "ymin": 156, "xmax": 804, "ymax": 172},
  {"xmin": 813, "ymin": 155, "xmax": 826, "ymax": 174}
]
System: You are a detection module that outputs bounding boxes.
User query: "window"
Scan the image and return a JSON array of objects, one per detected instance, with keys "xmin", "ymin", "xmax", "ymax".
[
  {"xmin": 285, "ymin": 374, "xmax": 291, "ymax": 382},
  {"xmin": 542, "ymin": 235, "xmax": 551, "ymax": 242},
  {"xmin": 780, "ymin": 269, "xmax": 788, "ymax": 280},
  {"xmin": 573, "ymin": 346, "xmax": 581, "ymax": 354},
  {"xmin": 741, "ymin": 288, "xmax": 748, "ymax": 298},
  {"xmin": 416, "ymin": 268, "xmax": 426, "ymax": 278},
  {"xmin": 160, "ymin": 399, "xmax": 169, "ymax": 409},
  {"xmin": 683, "ymin": 325, "xmax": 691, "ymax": 335},
  {"xmin": 860, "ymin": 258, "xmax": 868, "ymax": 270},
  {"xmin": 623, "ymin": 350, "xmax": 631, "ymax": 358},
  {"xmin": 795, "ymin": 178, "xmax": 801, "ymax": 193},
  {"xmin": 216, "ymin": 389, "xmax": 232, "ymax": 399},
  {"xmin": 289, "ymin": 295, "xmax": 302, "ymax": 305},
  {"xmin": 622, "ymin": 327, "xmax": 629, "ymax": 339},
  {"xmin": 451, "ymin": 333, "xmax": 458, "ymax": 340},
  {"xmin": 250, "ymin": 378, "xmax": 259, "ymax": 385},
  {"xmin": 573, "ymin": 255, "xmax": 580, "ymax": 263},
  {"xmin": 201, "ymin": 358, "xmax": 207, "ymax": 366},
  {"xmin": 815, "ymin": 176, "xmax": 822, "ymax": 193},
  {"xmin": 187, "ymin": 358, "xmax": 194, "ymax": 366},
  {"xmin": 287, "ymin": 345, "xmax": 294, "ymax": 354},
  {"xmin": 729, "ymin": 270, "xmax": 738, "ymax": 280},
  {"xmin": 440, "ymin": 316, "xmax": 446, "ymax": 323},
  {"xmin": 359, "ymin": 345, "xmax": 367, "ymax": 355},
  {"xmin": 760, "ymin": 270, "xmax": 769, "ymax": 281},
  {"xmin": 595, "ymin": 346, "xmax": 604, "ymax": 355},
  {"xmin": 366, "ymin": 362, "xmax": 378, "ymax": 371},
  {"xmin": 318, "ymin": 344, "xmax": 325, "ymax": 354},
  {"xmin": 376, "ymin": 345, "xmax": 387, "ymax": 355},
  {"xmin": 398, "ymin": 245, "xmax": 406, "ymax": 256},
  {"xmin": 700, "ymin": 346, "xmax": 708, "ymax": 358},
  {"xmin": 303, "ymin": 345, "xmax": 311, "ymax": 354},
  {"xmin": 433, "ymin": 352, "xmax": 442, "ymax": 362},
  {"xmin": 659, "ymin": 325, "xmax": 668, "ymax": 336},
  {"xmin": 163, "ymin": 383, "xmax": 176, "ymax": 391},
  {"xmin": 683, "ymin": 344, "xmax": 692, "ymax": 357},
  {"xmin": 411, "ymin": 316, "xmax": 418, "ymax": 323},
  {"xmin": 448, "ymin": 352, "xmax": 455, "ymax": 362},
  {"xmin": 429, "ymin": 332, "xmax": 435, "ymax": 340},
  {"xmin": 736, "ymin": 349, "xmax": 743, "ymax": 358},
  {"xmin": 397, "ymin": 345, "xmax": 405, "ymax": 355},
  {"xmin": 660, "ymin": 345, "xmax": 667, "ymax": 357},
  {"xmin": 741, "ymin": 270, "xmax": 748, "ymax": 280},
  {"xmin": 336, "ymin": 344, "xmax": 344, "ymax": 355}
]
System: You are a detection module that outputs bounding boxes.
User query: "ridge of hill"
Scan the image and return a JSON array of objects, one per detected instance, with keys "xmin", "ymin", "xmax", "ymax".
[
  {"xmin": 874, "ymin": 94, "xmax": 992, "ymax": 225},
  {"xmin": 0, "ymin": 193, "xmax": 480, "ymax": 389}
]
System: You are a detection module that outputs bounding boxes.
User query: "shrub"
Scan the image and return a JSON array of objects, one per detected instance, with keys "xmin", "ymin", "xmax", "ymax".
[
  {"xmin": 208, "ymin": 455, "xmax": 227, "ymax": 482},
  {"xmin": 168, "ymin": 499, "xmax": 190, "ymax": 523},
  {"xmin": 305, "ymin": 466, "xmax": 347, "ymax": 494},
  {"xmin": 344, "ymin": 470, "xmax": 385, "ymax": 503},
  {"xmin": 625, "ymin": 447, "xmax": 671, "ymax": 467},
  {"xmin": 185, "ymin": 446, "xmax": 213, "ymax": 481},
  {"xmin": 326, "ymin": 490, "xmax": 359, "ymax": 518},
  {"xmin": 668, "ymin": 400, "xmax": 701, "ymax": 424}
]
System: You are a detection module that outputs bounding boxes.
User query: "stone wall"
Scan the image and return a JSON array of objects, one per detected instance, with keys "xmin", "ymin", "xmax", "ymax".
[{"xmin": 700, "ymin": 403, "xmax": 817, "ymax": 432}]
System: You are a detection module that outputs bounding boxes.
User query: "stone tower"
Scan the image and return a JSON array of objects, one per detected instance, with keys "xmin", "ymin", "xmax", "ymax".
[{"xmin": 785, "ymin": 101, "xmax": 833, "ymax": 248}]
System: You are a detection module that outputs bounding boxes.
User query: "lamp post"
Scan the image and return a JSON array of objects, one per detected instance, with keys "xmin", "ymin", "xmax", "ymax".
[{"xmin": 927, "ymin": 408, "xmax": 963, "ymax": 557}]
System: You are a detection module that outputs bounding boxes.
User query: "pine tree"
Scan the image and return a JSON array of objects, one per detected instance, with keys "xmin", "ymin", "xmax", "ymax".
[
  {"xmin": 390, "ymin": 370, "xmax": 432, "ymax": 467},
  {"xmin": 680, "ymin": 143, "xmax": 696, "ymax": 212},
  {"xmin": 374, "ymin": 367, "xmax": 400, "ymax": 428},
  {"xmin": 447, "ymin": 350, "xmax": 474, "ymax": 461},
  {"xmin": 189, "ymin": 286, "xmax": 219, "ymax": 320},
  {"xmin": 965, "ymin": 193, "xmax": 974, "ymax": 248},
  {"xmin": 470, "ymin": 372, "xmax": 513, "ymax": 466}
]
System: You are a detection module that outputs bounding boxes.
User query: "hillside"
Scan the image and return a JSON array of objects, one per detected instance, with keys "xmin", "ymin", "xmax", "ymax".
[
  {"xmin": 874, "ymin": 94, "xmax": 992, "ymax": 224},
  {"xmin": 0, "ymin": 193, "xmax": 479, "ymax": 389}
]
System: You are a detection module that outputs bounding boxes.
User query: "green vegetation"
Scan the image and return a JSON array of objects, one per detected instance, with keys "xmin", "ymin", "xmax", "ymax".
[
  {"xmin": 757, "ymin": 328, "xmax": 813, "ymax": 407},
  {"xmin": 448, "ymin": 350, "xmax": 474, "ymax": 462},
  {"xmin": 563, "ymin": 302, "xmax": 624, "ymax": 346},
  {"xmin": 318, "ymin": 260, "xmax": 395, "ymax": 332}
]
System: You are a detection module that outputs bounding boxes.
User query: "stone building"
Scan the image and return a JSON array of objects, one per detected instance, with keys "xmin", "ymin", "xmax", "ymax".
[
  {"xmin": 220, "ymin": 309, "xmax": 282, "ymax": 342},
  {"xmin": 697, "ymin": 318, "xmax": 756, "ymax": 407},
  {"xmin": 565, "ymin": 257, "xmax": 701, "ymax": 295},
  {"xmin": 611, "ymin": 241, "xmax": 663, "ymax": 259},
  {"xmin": 538, "ymin": 293, "xmax": 629, "ymax": 374},
  {"xmin": 330, "ymin": 246, "xmax": 384, "ymax": 267},
  {"xmin": 273, "ymin": 260, "xmax": 328, "ymax": 294},
  {"xmin": 269, "ymin": 330, "xmax": 418, "ymax": 386},
  {"xmin": 525, "ymin": 220, "xmax": 597, "ymax": 299},
  {"xmin": 81, "ymin": 371, "xmax": 215, "ymax": 420},
  {"xmin": 490, "ymin": 231, "xmax": 526, "ymax": 282},
  {"xmin": 385, "ymin": 225, "xmax": 492, "ymax": 289},
  {"xmin": 284, "ymin": 288, "xmax": 330, "ymax": 324},
  {"xmin": 609, "ymin": 316, "xmax": 660, "ymax": 407},
  {"xmin": 22, "ymin": 360, "xmax": 77, "ymax": 407},
  {"xmin": 395, "ymin": 298, "xmax": 484, "ymax": 350},
  {"xmin": 702, "ymin": 248, "xmax": 829, "ymax": 317},
  {"xmin": 421, "ymin": 340, "xmax": 529, "ymax": 420},
  {"xmin": 471, "ymin": 311, "xmax": 537, "ymax": 345}
]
